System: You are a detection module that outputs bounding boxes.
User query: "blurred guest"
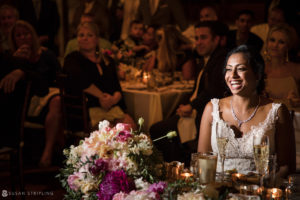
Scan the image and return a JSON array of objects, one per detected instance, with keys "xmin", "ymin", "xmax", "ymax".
[
  {"xmin": 199, "ymin": 4, "xmax": 218, "ymax": 22},
  {"xmin": 64, "ymin": 13, "xmax": 112, "ymax": 58},
  {"xmin": 142, "ymin": 25, "xmax": 158, "ymax": 52},
  {"xmin": 17, "ymin": 0, "xmax": 60, "ymax": 54},
  {"xmin": 143, "ymin": 25, "xmax": 194, "ymax": 80},
  {"xmin": 135, "ymin": 0, "xmax": 188, "ymax": 31},
  {"xmin": 1, "ymin": 20, "xmax": 63, "ymax": 166},
  {"xmin": 120, "ymin": 0, "xmax": 140, "ymax": 40},
  {"xmin": 227, "ymin": 10, "xmax": 263, "ymax": 51},
  {"xmin": 182, "ymin": 4, "xmax": 220, "ymax": 47},
  {"xmin": 149, "ymin": 21, "xmax": 227, "ymax": 165},
  {"xmin": 251, "ymin": 6, "xmax": 285, "ymax": 44},
  {"xmin": 64, "ymin": 22, "xmax": 136, "ymax": 129},
  {"xmin": 108, "ymin": 0, "xmax": 124, "ymax": 42},
  {"xmin": 0, "ymin": 4, "xmax": 18, "ymax": 52},
  {"xmin": 264, "ymin": 24, "xmax": 300, "ymax": 106},
  {"xmin": 71, "ymin": 0, "xmax": 110, "ymax": 40},
  {"xmin": 112, "ymin": 20, "xmax": 148, "ymax": 66}
]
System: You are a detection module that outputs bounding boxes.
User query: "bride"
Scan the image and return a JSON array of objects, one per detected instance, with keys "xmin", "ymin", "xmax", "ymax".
[{"xmin": 197, "ymin": 45, "xmax": 295, "ymax": 178}]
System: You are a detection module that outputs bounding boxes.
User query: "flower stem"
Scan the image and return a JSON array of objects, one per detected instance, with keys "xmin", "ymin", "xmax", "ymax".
[{"xmin": 153, "ymin": 135, "xmax": 167, "ymax": 142}]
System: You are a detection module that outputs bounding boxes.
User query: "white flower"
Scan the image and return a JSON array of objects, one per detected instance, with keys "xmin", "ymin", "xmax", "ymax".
[
  {"xmin": 138, "ymin": 118, "xmax": 144, "ymax": 127},
  {"xmin": 134, "ymin": 178, "xmax": 150, "ymax": 190},
  {"xmin": 167, "ymin": 131, "xmax": 177, "ymax": 139},
  {"xmin": 98, "ymin": 120, "xmax": 110, "ymax": 130}
]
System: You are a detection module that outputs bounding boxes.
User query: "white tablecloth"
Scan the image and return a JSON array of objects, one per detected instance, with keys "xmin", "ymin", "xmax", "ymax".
[{"xmin": 121, "ymin": 82, "xmax": 193, "ymax": 131}]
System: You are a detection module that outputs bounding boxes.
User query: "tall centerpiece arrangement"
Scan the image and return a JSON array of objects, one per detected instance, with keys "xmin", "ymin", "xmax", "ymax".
[{"xmin": 57, "ymin": 118, "xmax": 167, "ymax": 200}]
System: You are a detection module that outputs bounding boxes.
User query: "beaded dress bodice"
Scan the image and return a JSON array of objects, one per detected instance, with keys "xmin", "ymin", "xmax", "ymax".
[{"xmin": 210, "ymin": 99, "xmax": 280, "ymax": 174}]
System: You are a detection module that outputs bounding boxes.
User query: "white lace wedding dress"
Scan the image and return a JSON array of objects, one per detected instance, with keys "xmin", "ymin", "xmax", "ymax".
[{"xmin": 210, "ymin": 98, "xmax": 281, "ymax": 174}]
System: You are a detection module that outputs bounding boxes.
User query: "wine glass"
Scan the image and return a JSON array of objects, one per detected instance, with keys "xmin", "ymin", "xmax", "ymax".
[
  {"xmin": 253, "ymin": 135, "xmax": 269, "ymax": 187},
  {"xmin": 216, "ymin": 132, "xmax": 229, "ymax": 181}
]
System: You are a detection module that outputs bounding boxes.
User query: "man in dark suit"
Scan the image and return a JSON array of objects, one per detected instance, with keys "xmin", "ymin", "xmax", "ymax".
[
  {"xmin": 150, "ymin": 21, "xmax": 227, "ymax": 164},
  {"xmin": 135, "ymin": 0, "xmax": 188, "ymax": 31},
  {"xmin": 226, "ymin": 9, "xmax": 263, "ymax": 52}
]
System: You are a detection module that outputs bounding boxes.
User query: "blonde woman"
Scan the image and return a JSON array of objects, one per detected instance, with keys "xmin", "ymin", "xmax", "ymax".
[
  {"xmin": 264, "ymin": 23, "xmax": 300, "ymax": 106},
  {"xmin": 63, "ymin": 22, "xmax": 136, "ymax": 129}
]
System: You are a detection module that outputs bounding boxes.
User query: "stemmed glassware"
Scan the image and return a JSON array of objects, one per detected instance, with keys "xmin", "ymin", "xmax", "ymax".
[
  {"xmin": 253, "ymin": 135, "xmax": 269, "ymax": 187},
  {"xmin": 216, "ymin": 132, "xmax": 229, "ymax": 181}
]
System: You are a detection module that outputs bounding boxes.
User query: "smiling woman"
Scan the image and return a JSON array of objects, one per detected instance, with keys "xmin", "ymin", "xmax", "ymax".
[
  {"xmin": 197, "ymin": 45, "xmax": 296, "ymax": 178},
  {"xmin": 264, "ymin": 24, "xmax": 300, "ymax": 103}
]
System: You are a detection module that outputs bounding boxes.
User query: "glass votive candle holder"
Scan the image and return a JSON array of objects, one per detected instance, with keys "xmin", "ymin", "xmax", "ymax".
[{"xmin": 267, "ymin": 188, "xmax": 283, "ymax": 200}]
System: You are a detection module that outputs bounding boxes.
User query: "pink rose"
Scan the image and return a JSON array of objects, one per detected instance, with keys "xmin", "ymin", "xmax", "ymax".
[{"xmin": 67, "ymin": 173, "xmax": 80, "ymax": 191}]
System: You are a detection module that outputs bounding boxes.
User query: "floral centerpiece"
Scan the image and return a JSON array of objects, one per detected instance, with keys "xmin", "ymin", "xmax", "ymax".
[{"xmin": 57, "ymin": 118, "xmax": 167, "ymax": 200}]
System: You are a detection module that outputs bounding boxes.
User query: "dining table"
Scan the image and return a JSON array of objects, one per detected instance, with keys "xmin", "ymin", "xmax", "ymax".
[{"xmin": 121, "ymin": 80, "xmax": 194, "ymax": 131}]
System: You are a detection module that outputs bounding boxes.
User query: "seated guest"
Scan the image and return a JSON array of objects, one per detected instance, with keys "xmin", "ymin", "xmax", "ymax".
[
  {"xmin": 1, "ymin": 20, "xmax": 63, "ymax": 166},
  {"xmin": 264, "ymin": 24, "xmax": 300, "ymax": 105},
  {"xmin": 199, "ymin": 4, "xmax": 219, "ymax": 22},
  {"xmin": 143, "ymin": 25, "xmax": 194, "ymax": 80},
  {"xmin": 112, "ymin": 20, "xmax": 148, "ymax": 65},
  {"xmin": 251, "ymin": 6, "xmax": 285, "ymax": 44},
  {"xmin": 183, "ymin": 4, "xmax": 222, "ymax": 48},
  {"xmin": 150, "ymin": 21, "xmax": 227, "ymax": 165},
  {"xmin": 64, "ymin": 13, "xmax": 112, "ymax": 58},
  {"xmin": 142, "ymin": 25, "xmax": 158, "ymax": 53},
  {"xmin": 227, "ymin": 10, "xmax": 263, "ymax": 52},
  {"xmin": 0, "ymin": 4, "xmax": 18, "ymax": 52},
  {"xmin": 63, "ymin": 22, "xmax": 136, "ymax": 129},
  {"xmin": 198, "ymin": 45, "xmax": 295, "ymax": 177}
]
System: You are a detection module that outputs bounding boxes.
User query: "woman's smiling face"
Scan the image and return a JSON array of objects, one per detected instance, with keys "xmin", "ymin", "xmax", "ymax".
[
  {"xmin": 267, "ymin": 30, "xmax": 289, "ymax": 58},
  {"xmin": 225, "ymin": 53, "xmax": 257, "ymax": 95}
]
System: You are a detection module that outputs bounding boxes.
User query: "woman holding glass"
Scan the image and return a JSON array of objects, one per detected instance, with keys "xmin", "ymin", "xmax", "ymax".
[{"xmin": 197, "ymin": 45, "xmax": 295, "ymax": 179}]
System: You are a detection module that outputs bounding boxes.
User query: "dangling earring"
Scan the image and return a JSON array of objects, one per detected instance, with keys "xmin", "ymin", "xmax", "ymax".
[{"xmin": 285, "ymin": 51, "xmax": 289, "ymax": 63}]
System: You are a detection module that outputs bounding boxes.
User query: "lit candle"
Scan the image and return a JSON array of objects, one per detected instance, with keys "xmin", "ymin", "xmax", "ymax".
[
  {"xmin": 180, "ymin": 170, "xmax": 193, "ymax": 181},
  {"xmin": 232, "ymin": 173, "xmax": 246, "ymax": 182},
  {"xmin": 142, "ymin": 73, "xmax": 149, "ymax": 84},
  {"xmin": 256, "ymin": 186, "xmax": 265, "ymax": 195}
]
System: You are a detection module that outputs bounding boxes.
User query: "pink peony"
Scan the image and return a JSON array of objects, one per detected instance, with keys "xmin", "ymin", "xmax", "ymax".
[
  {"xmin": 117, "ymin": 130, "xmax": 133, "ymax": 142},
  {"xmin": 89, "ymin": 158, "xmax": 108, "ymax": 175},
  {"xmin": 67, "ymin": 173, "xmax": 81, "ymax": 191},
  {"xmin": 97, "ymin": 170, "xmax": 135, "ymax": 200}
]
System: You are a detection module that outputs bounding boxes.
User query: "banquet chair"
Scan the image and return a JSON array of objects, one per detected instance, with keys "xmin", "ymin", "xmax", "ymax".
[
  {"xmin": 56, "ymin": 73, "xmax": 91, "ymax": 143},
  {"xmin": 0, "ymin": 81, "xmax": 31, "ymax": 200}
]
